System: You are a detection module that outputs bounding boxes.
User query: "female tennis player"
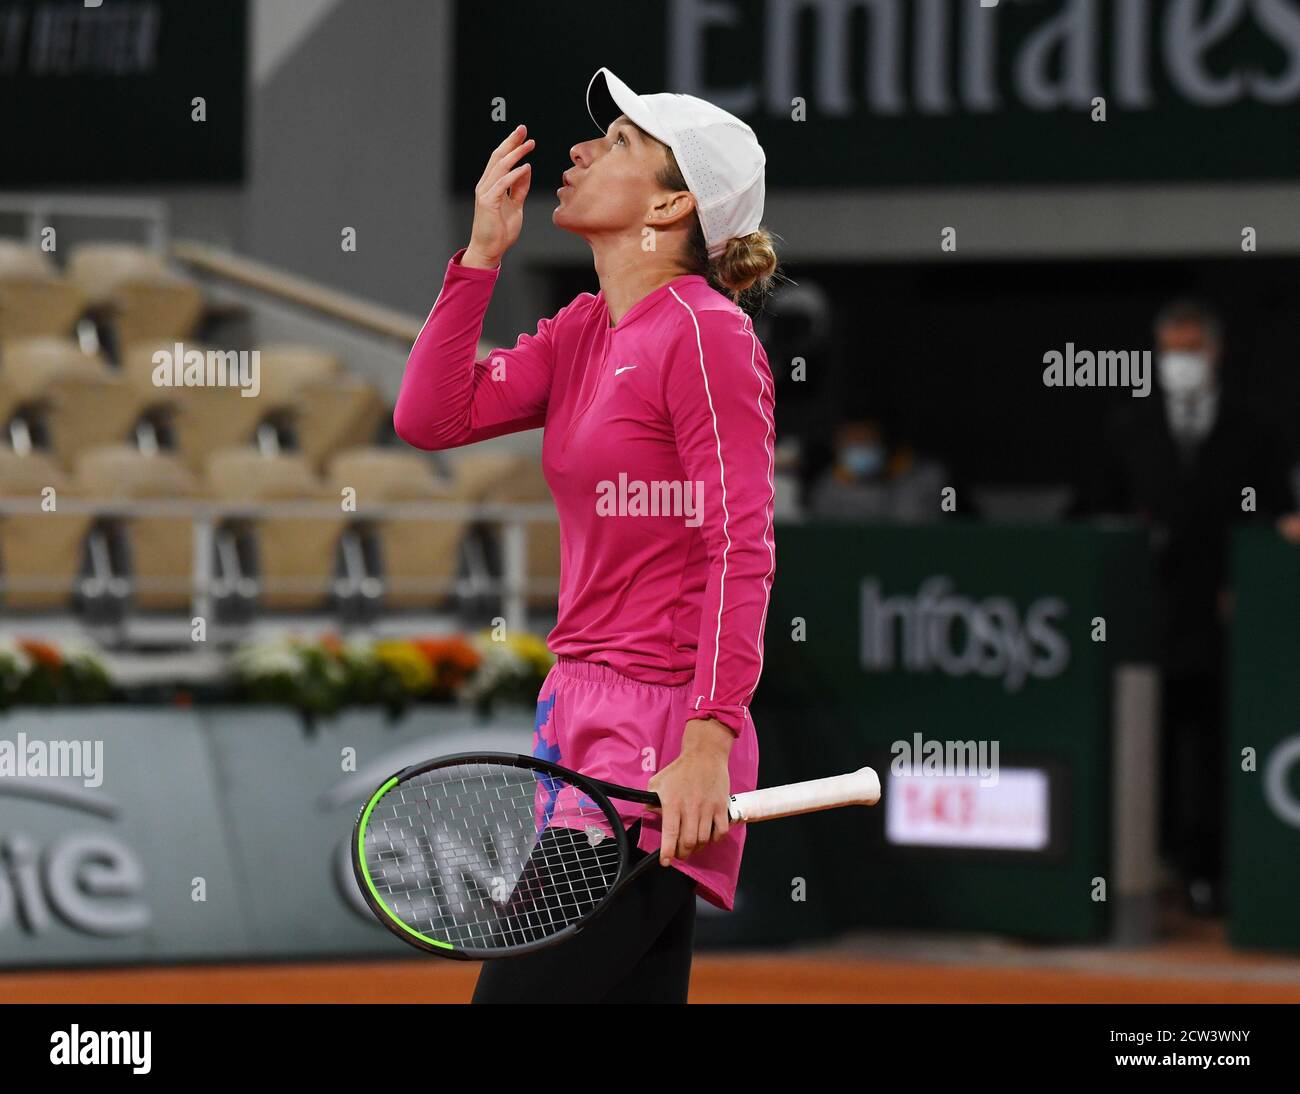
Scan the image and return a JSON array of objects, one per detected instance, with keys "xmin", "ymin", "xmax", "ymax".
[{"xmin": 393, "ymin": 67, "xmax": 777, "ymax": 1003}]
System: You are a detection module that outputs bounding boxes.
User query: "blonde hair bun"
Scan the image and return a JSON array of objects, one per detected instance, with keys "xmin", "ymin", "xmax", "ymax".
[{"xmin": 713, "ymin": 228, "xmax": 779, "ymax": 297}]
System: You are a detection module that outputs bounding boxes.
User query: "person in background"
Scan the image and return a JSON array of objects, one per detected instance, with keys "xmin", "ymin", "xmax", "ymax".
[
  {"xmin": 1088, "ymin": 298, "xmax": 1295, "ymax": 917},
  {"xmin": 808, "ymin": 418, "xmax": 948, "ymax": 522}
]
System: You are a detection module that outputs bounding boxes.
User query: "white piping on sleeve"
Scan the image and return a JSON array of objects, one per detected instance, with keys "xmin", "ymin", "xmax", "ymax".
[
  {"xmin": 743, "ymin": 313, "xmax": 777, "ymax": 703},
  {"xmin": 669, "ymin": 288, "xmax": 730, "ymax": 701},
  {"xmin": 668, "ymin": 290, "xmax": 776, "ymax": 706}
]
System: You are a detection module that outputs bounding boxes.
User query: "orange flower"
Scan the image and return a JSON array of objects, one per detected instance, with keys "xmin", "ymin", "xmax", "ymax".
[
  {"xmin": 319, "ymin": 634, "xmax": 344, "ymax": 658},
  {"xmin": 19, "ymin": 639, "xmax": 62, "ymax": 668},
  {"xmin": 411, "ymin": 636, "xmax": 482, "ymax": 687}
]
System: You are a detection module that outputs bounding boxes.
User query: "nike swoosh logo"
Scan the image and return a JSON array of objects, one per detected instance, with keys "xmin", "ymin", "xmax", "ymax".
[{"xmin": 614, "ymin": 365, "xmax": 638, "ymax": 375}]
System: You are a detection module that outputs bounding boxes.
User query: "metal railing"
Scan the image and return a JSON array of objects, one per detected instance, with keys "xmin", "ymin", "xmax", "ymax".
[
  {"xmin": 0, "ymin": 195, "xmax": 170, "ymax": 251},
  {"xmin": 170, "ymin": 240, "xmax": 425, "ymax": 344},
  {"xmin": 0, "ymin": 498, "xmax": 559, "ymax": 634}
]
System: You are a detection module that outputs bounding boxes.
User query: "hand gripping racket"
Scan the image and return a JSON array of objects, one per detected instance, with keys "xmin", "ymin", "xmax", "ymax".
[{"xmin": 352, "ymin": 751, "xmax": 880, "ymax": 959}]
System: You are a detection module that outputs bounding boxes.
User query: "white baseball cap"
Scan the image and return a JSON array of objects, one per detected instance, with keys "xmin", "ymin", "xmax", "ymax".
[{"xmin": 586, "ymin": 67, "xmax": 766, "ymax": 259}]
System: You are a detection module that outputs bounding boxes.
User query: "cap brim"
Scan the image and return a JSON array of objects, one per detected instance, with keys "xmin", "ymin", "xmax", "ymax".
[{"xmin": 585, "ymin": 67, "xmax": 671, "ymax": 146}]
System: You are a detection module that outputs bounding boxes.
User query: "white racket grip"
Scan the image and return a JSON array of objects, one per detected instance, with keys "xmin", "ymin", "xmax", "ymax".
[{"xmin": 727, "ymin": 766, "xmax": 881, "ymax": 823}]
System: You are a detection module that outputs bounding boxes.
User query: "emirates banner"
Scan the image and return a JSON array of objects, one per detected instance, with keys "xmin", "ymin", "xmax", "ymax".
[{"xmin": 454, "ymin": 0, "xmax": 1300, "ymax": 188}]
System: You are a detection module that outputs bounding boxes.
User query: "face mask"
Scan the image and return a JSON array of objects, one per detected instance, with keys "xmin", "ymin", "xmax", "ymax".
[
  {"xmin": 1158, "ymin": 351, "xmax": 1211, "ymax": 395},
  {"xmin": 841, "ymin": 444, "xmax": 885, "ymax": 479}
]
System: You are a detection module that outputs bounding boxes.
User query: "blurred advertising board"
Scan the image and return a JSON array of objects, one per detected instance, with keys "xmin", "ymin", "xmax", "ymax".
[
  {"xmin": 0, "ymin": 707, "xmax": 530, "ymax": 966},
  {"xmin": 0, "ymin": 710, "xmax": 246, "ymax": 966},
  {"xmin": 0, "ymin": 0, "xmax": 247, "ymax": 185},
  {"xmin": 202, "ymin": 708, "xmax": 532, "ymax": 957},
  {"xmin": 751, "ymin": 522, "xmax": 1156, "ymax": 942},
  {"xmin": 1228, "ymin": 528, "xmax": 1300, "ymax": 953},
  {"xmin": 455, "ymin": 0, "xmax": 1300, "ymax": 190}
]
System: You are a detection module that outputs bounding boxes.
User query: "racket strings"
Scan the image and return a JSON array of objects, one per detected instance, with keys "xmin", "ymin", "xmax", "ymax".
[{"xmin": 362, "ymin": 763, "xmax": 627, "ymax": 951}]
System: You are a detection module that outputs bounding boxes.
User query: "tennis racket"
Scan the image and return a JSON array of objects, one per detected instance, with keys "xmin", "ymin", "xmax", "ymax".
[{"xmin": 352, "ymin": 750, "xmax": 880, "ymax": 960}]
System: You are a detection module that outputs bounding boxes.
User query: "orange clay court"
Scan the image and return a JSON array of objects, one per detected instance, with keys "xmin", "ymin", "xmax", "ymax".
[{"xmin": 6, "ymin": 920, "xmax": 1299, "ymax": 1004}]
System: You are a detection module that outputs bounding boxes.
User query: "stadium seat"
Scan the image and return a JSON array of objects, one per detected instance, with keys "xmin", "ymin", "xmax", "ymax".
[
  {"xmin": 74, "ymin": 446, "xmax": 200, "ymax": 612},
  {"xmin": 123, "ymin": 340, "xmax": 383, "ymax": 474},
  {"xmin": 483, "ymin": 458, "xmax": 560, "ymax": 608},
  {"xmin": 0, "ymin": 240, "xmax": 84, "ymax": 342},
  {"xmin": 66, "ymin": 243, "xmax": 170, "ymax": 302},
  {"xmin": 205, "ymin": 447, "xmax": 344, "ymax": 611},
  {"xmin": 255, "ymin": 345, "xmax": 342, "ymax": 393},
  {"xmin": 0, "ymin": 240, "xmax": 54, "ymax": 277},
  {"xmin": 327, "ymin": 447, "xmax": 466, "ymax": 609},
  {"xmin": 0, "ymin": 338, "xmax": 143, "ymax": 469},
  {"xmin": 119, "ymin": 341, "xmax": 292, "ymax": 472},
  {"xmin": 0, "ymin": 449, "xmax": 92, "ymax": 611},
  {"xmin": 297, "ymin": 377, "xmax": 384, "ymax": 469},
  {"xmin": 446, "ymin": 452, "xmax": 559, "ymax": 608},
  {"xmin": 256, "ymin": 345, "xmax": 385, "ymax": 470},
  {"xmin": 67, "ymin": 243, "xmax": 204, "ymax": 347},
  {"xmin": 442, "ymin": 450, "xmax": 526, "ymax": 501},
  {"xmin": 116, "ymin": 340, "xmax": 189, "ymax": 449}
]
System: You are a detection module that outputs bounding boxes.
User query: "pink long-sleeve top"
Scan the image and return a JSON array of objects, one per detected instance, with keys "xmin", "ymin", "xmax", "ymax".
[{"xmin": 394, "ymin": 248, "xmax": 776, "ymax": 908}]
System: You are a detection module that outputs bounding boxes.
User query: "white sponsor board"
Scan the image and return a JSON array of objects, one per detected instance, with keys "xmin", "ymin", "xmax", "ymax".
[{"xmin": 885, "ymin": 768, "xmax": 1051, "ymax": 851}]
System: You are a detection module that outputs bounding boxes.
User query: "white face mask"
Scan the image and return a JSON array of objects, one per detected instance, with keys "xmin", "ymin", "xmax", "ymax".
[{"xmin": 1158, "ymin": 351, "xmax": 1212, "ymax": 395}]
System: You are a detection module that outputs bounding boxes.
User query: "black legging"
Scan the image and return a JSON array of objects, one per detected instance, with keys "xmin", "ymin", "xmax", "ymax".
[{"xmin": 471, "ymin": 821, "xmax": 698, "ymax": 1003}]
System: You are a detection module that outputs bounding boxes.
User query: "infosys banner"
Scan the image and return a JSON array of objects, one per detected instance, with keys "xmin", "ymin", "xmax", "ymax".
[
  {"xmin": 754, "ymin": 522, "xmax": 1154, "ymax": 941},
  {"xmin": 454, "ymin": 0, "xmax": 1300, "ymax": 187},
  {"xmin": 1228, "ymin": 529, "xmax": 1300, "ymax": 953},
  {"xmin": 0, "ymin": 0, "xmax": 247, "ymax": 185}
]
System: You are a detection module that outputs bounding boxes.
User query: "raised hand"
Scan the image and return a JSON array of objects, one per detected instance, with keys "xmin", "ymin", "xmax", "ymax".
[{"xmin": 463, "ymin": 124, "xmax": 535, "ymax": 269}]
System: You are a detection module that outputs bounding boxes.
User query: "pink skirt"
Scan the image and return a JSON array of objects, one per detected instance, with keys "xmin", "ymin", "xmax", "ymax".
[{"xmin": 531, "ymin": 654, "xmax": 760, "ymax": 911}]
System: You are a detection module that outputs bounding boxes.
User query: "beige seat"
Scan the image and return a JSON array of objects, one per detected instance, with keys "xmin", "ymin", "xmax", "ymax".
[
  {"xmin": 327, "ymin": 447, "xmax": 465, "ymax": 609},
  {"xmin": 67, "ymin": 243, "xmax": 204, "ymax": 346},
  {"xmin": 297, "ymin": 378, "xmax": 384, "ymax": 468},
  {"xmin": 445, "ymin": 453, "xmax": 559, "ymax": 609},
  {"xmin": 120, "ymin": 340, "xmax": 286, "ymax": 468},
  {"xmin": 256, "ymin": 345, "xmax": 384, "ymax": 471},
  {"xmin": 119, "ymin": 340, "xmax": 190, "ymax": 411},
  {"xmin": 0, "ymin": 450, "xmax": 91, "ymax": 611},
  {"xmin": 0, "ymin": 242, "xmax": 84, "ymax": 342},
  {"xmin": 485, "ymin": 458, "xmax": 560, "ymax": 608},
  {"xmin": 117, "ymin": 341, "xmax": 292, "ymax": 473},
  {"xmin": 125, "ymin": 342, "xmax": 378, "ymax": 468},
  {"xmin": 206, "ymin": 447, "xmax": 343, "ymax": 611},
  {"xmin": 256, "ymin": 345, "xmax": 342, "ymax": 395},
  {"xmin": 0, "ymin": 240, "xmax": 54, "ymax": 277},
  {"xmin": 0, "ymin": 338, "xmax": 142, "ymax": 469},
  {"xmin": 171, "ymin": 382, "xmax": 289, "ymax": 472},
  {"xmin": 66, "ymin": 243, "xmax": 169, "ymax": 302},
  {"xmin": 74, "ymin": 446, "xmax": 199, "ymax": 611},
  {"xmin": 443, "ymin": 450, "xmax": 528, "ymax": 501}
]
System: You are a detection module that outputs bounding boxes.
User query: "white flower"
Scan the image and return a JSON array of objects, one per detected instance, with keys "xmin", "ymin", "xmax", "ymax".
[
  {"xmin": 231, "ymin": 637, "xmax": 304, "ymax": 679},
  {"xmin": 458, "ymin": 635, "xmax": 527, "ymax": 703},
  {"xmin": 55, "ymin": 637, "xmax": 107, "ymax": 673},
  {"xmin": 0, "ymin": 638, "xmax": 34, "ymax": 677}
]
